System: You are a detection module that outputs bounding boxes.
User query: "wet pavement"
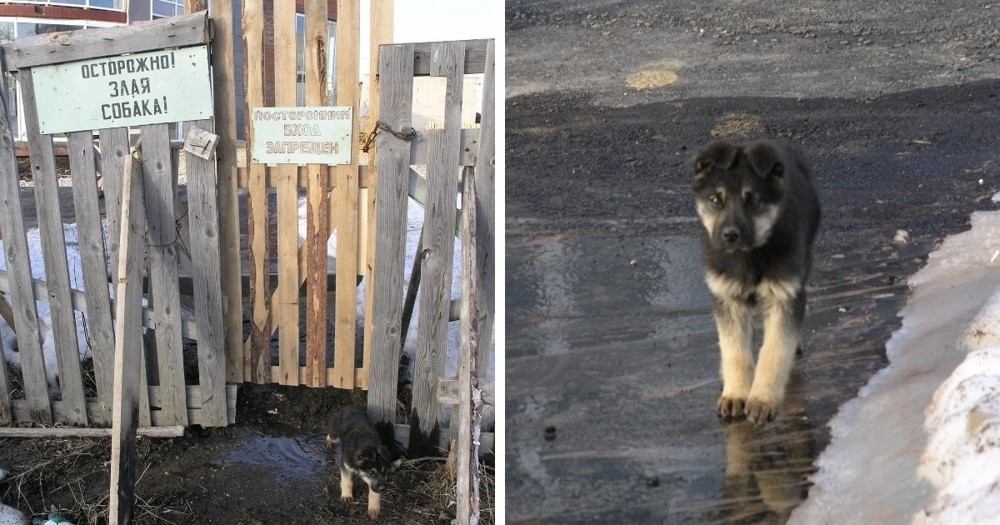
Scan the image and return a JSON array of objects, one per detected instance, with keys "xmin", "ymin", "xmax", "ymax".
[{"xmin": 505, "ymin": 1, "xmax": 1000, "ymax": 521}]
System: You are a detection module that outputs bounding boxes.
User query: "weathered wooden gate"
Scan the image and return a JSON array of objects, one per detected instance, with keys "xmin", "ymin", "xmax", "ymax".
[{"xmin": 0, "ymin": 13, "xmax": 233, "ymax": 428}]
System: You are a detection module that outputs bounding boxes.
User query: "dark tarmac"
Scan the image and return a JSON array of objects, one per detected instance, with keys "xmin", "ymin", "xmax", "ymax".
[{"xmin": 506, "ymin": 1, "xmax": 1000, "ymax": 522}]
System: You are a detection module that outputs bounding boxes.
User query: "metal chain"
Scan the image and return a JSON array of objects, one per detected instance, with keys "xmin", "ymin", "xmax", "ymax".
[{"xmin": 360, "ymin": 120, "xmax": 418, "ymax": 153}]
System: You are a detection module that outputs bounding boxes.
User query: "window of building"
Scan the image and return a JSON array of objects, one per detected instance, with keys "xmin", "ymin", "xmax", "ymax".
[
  {"xmin": 2, "ymin": 1, "xmax": 123, "ymax": 10},
  {"xmin": 151, "ymin": 0, "xmax": 183, "ymax": 19}
]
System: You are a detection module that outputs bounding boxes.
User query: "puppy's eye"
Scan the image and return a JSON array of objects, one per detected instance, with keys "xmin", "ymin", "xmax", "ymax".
[
  {"xmin": 743, "ymin": 193, "xmax": 759, "ymax": 208},
  {"xmin": 709, "ymin": 195, "xmax": 724, "ymax": 209}
]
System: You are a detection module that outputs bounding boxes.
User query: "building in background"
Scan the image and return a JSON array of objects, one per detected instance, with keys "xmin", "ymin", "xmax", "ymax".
[{"xmin": 0, "ymin": 0, "xmax": 337, "ymax": 140}]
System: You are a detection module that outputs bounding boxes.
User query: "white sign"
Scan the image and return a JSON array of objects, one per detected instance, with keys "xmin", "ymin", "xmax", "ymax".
[
  {"xmin": 31, "ymin": 46, "xmax": 214, "ymax": 134},
  {"xmin": 250, "ymin": 106, "xmax": 353, "ymax": 165}
]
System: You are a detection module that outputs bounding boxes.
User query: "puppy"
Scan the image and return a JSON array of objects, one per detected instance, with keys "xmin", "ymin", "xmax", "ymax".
[
  {"xmin": 327, "ymin": 406, "xmax": 391, "ymax": 519},
  {"xmin": 693, "ymin": 140, "xmax": 820, "ymax": 425}
]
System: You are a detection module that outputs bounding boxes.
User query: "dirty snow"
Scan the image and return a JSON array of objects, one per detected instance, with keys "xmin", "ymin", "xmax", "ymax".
[{"xmin": 791, "ymin": 209, "xmax": 1000, "ymax": 524}]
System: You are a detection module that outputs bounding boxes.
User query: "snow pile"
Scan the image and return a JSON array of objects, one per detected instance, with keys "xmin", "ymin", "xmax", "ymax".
[
  {"xmin": 915, "ymin": 304, "xmax": 1000, "ymax": 522},
  {"xmin": 791, "ymin": 209, "xmax": 1000, "ymax": 524}
]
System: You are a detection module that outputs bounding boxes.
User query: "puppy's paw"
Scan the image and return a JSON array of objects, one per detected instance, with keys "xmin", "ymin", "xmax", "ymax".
[
  {"xmin": 368, "ymin": 507, "xmax": 379, "ymax": 520},
  {"xmin": 341, "ymin": 494, "xmax": 354, "ymax": 503},
  {"xmin": 716, "ymin": 396, "xmax": 746, "ymax": 420},
  {"xmin": 744, "ymin": 396, "xmax": 779, "ymax": 425}
]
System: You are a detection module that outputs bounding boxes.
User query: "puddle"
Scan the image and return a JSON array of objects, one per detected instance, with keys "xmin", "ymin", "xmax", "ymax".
[
  {"xmin": 507, "ymin": 231, "xmax": 898, "ymax": 523},
  {"xmin": 226, "ymin": 430, "xmax": 328, "ymax": 480}
]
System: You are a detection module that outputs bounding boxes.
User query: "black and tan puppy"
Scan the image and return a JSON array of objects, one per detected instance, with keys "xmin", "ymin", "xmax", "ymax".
[
  {"xmin": 693, "ymin": 140, "xmax": 820, "ymax": 425},
  {"xmin": 327, "ymin": 406, "xmax": 391, "ymax": 519}
]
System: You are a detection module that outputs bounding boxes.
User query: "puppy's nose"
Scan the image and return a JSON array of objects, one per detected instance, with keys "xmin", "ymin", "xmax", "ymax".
[{"xmin": 722, "ymin": 227, "xmax": 740, "ymax": 244}]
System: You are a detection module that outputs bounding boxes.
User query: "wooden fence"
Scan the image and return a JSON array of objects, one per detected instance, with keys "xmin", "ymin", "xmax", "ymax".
[
  {"xmin": 0, "ymin": 5, "xmax": 494, "ymax": 469},
  {"xmin": 0, "ymin": 13, "xmax": 234, "ymax": 428}
]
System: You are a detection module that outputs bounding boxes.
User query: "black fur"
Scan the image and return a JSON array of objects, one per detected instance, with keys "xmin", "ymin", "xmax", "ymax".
[{"xmin": 328, "ymin": 406, "xmax": 391, "ymax": 517}]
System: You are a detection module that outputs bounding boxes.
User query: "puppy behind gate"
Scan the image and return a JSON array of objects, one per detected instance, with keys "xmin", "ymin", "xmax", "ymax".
[
  {"xmin": 692, "ymin": 139, "xmax": 820, "ymax": 425},
  {"xmin": 327, "ymin": 406, "xmax": 391, "ymax": 519}
]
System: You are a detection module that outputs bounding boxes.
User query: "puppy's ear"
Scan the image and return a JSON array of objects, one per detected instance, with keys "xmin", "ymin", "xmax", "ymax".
[
  {"xmin": 743, "ymin": 141, "xmax": 784, "ymax": 178},
  {"xmin": 378, "ymin": 445, "xmax": 391, "ymax": 465},
  {"xmin": 694, "ymin": 141, "xmax": 739, "ymax": 176}
]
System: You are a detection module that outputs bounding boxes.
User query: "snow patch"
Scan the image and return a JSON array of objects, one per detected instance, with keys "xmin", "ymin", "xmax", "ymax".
[{"xmin": 791, "ymin": 210, "xmax": 1000, "ymax": 524}]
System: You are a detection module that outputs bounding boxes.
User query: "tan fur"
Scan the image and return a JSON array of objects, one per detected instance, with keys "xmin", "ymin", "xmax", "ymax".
[
  {"xmin": 340, "ymin": 467, "xmax": 354, "ymax": 501},
  {"xmin": 715, "ymin": 299, "xmax": 754, "ymax": 403},
  {"xmin": 368, "ymin": 489, "xmax": 381, "ymax": 519},
  {"xmin": 696, "ymin": 200, "xmax": 718, "ymax": 237},
  {"xmin": 708, "ymin": 274, "xmax": 803, "ymax": 422},
  {"xmin": 752, "ymin": 205, "xmax": 781, "ymax": 247}
]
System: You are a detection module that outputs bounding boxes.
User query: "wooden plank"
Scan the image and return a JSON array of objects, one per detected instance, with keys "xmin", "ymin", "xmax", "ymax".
[
  {"xmin": 409, "ymin": 42, "xmax": 464, "ymax": 455},
  {"xmin": 303, "ymin": 0, "xmax": 331, "ymax": 388},
  {"xmin": 242, "ymin": 1, "xmax": 271, "ymax": 383},
  {"xmin": 274, "ymin": 0, "xmax": 300, "ymax": 386},
  {"xmin": 270, "ymin": 365, "xmax": 366, "ymax": 389},
  {"xmin": 368, "ymin": 43, "xmax": 414, "ymax": 424},
  {"xmin": 138, "ymin": 124, "xmax": 186, "ymax": 427},
  {"xmin": 98, "ymin": 127, "xmax": 130, "ymax": 277},
  {"xmin": 9, "ymin": 383, "xmax": 236, "ymax": 426},
  {"xmin": 436, "ymin": 379, "xmax": 495, "ymax": 406},
  {"xmin": 67, "ymin": 131, "xmax": 115, "ymax": 426},
  {"xmin": 0, "ymin": 426, "xmax": 184, "ymax": 438},
  {"xmin": 185, "ymin": 118, "xmax": 228, "ymax": 427},
  {"xmin": 0, "ymin": 82, "xmax": 48, "ymax": 424},
  {"xmin": 456, "ymin": 165, "xmax": 481, "ymax": 524},
  {"xmin": 20, "ymin": 68, "xmax": 87, "ymax": 426},
  {"xmin": 148, "ymin": 383, "xmax": 237, "ymax": 426},
  {"xmin": 211, "ymin": 0, "xmax": 244, "ymax": 385},
  {"xmin": 411, "ymin": 39, "xmax": 489, "ymax": 76},
  {"xmin": 2, "ymin": 12, "xmax": 210, "ymax": 71},
  {"xmin": 475, "ymin": 40, "xmax": 496, "ymax": 377},
  {"xmin": 110, "ymin": 149, "xmax": 147, "ymax": 525},
  {"xmin": 361, "ymin": 0, "xmax": 394, "ymax": 392},
  {"xmin": 331, "ymin": 0, "xmax": 360, "ymax": 389},
  {"xmin": 392, "ymin": 424, "xmax": 495, "ymax": 456}
]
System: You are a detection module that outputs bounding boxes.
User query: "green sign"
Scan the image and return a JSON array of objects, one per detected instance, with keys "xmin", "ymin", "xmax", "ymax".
[
  {"xmin": 31, "ymin": 46, "xmax": 214, "ymax": 134},
  {"xmin": 250, "ymin": 107, "xmax": 353, "ymax": 165}
]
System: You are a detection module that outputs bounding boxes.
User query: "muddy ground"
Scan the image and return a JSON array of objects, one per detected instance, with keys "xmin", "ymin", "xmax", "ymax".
[
  {"xmin": 506, "ymin": 0, "xmax": 1000, "ymax": 522},
  {"xmin": 0, "ymin": 383, "xmax": 494, "ymax": 524}
]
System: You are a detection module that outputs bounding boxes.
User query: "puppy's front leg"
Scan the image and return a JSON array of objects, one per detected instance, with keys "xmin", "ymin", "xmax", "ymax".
[
  {"xmin": 367, "ymin": 488, "xmax": 381, "ymax": 519},
  {"xmin": 713, "ymin": 297, "xmax": 754, "ymax": 418},
  {"xmin": 746, "ymin": 285, "xmax": 803, "ymax": 425},
  {"xmin": 340, "ymin": 467, "xmax": 354, "ymax": 502}
]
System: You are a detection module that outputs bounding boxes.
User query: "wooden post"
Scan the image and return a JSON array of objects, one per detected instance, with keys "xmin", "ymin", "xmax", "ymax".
[
  {"xmin": 110, "ymin": 149, "xmax": 147, "ymax": 525},
  {"xmin": 303, "ymin": 0, "xmax": 331, "ymax": 388},
  {"xmin": 456, "ymin": 168, "xmax": 481, "ymax": 524},
  {"xmin": 274, "ymin": 0, "xmax": 300, "ymax": 386},
  {"xmin": 474, "ymin": 41, "xmax": 496, "ymax": 376},
  {"xmin": 331, "ymin": 0, "xmax": 361, "ymax": 389},
  {"xmin": 409, "ymin": 42, "xmax": 465, "ymax": 455},
  {"xmin": 209, "ymin": 0, "xmax": 245, "ymax": 385},
  {"xmin": 140, "ymin": 123, "xmax": 187, "ymax": 427},
  {"xmin": 361, "ymin": 0, "xmax": 394, "ymax": 390},
  {"xmin": 0, "ymin": 80, "xmax": 37, "ymax": 424},
  {"xmin": 67, "ymin": 131, "xmax": 116, "ymax": 425},
  {"xmin": 186, "ymin": 117, "xmax": 229, "ymax": 427},
  {"xmin": 243, "ymin": 1, "xmax": 271, "ymax": 383},
  {"xmin": 368, "ymin": 43, "xmax": 413, "ymax": 425}
]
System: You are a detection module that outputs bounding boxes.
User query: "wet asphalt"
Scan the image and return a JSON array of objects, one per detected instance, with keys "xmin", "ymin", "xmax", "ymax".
[{"xmin": 506, "ymin": 1, "xmax": 1000, "ymax": 522}]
